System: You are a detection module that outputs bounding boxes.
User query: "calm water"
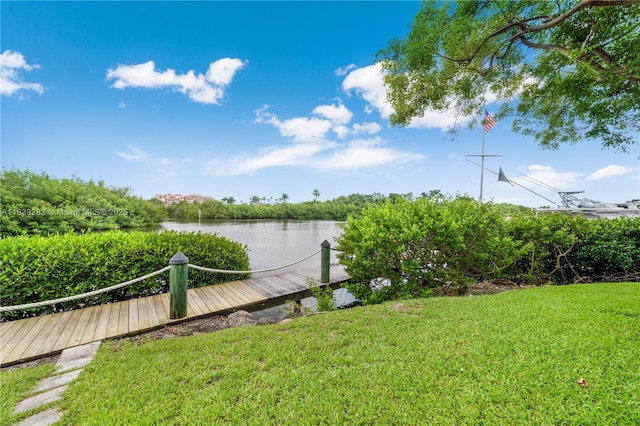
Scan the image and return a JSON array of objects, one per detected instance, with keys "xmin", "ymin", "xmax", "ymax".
[{"xmin": 160, "ymin": 220, "xmax": 356, "ymax": 319}]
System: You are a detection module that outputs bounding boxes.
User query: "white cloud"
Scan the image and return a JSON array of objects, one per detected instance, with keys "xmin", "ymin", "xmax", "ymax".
[
  {"xmin": 105, "ymin": 57, "xmax": 247, "ymax": 104},
  {"xmin": 586, "ymin": 165, "xmax": 633, "ymax": 181},
  {"xmin": 312, "ymin": 103, "xmax": 353, "ymax": 125},
  {"xmin": 334, "ymin": 64, "xmax": 356, "ymax": 77},
  {"xmin": 207, "ymin": 142, "xmax": 330, "ymax": 176},
  {"xmin": 116, "ymin": 146, "xmax": 190, "ymax": 169},
  {"xmin": 341, "ymin": 63, "xmax": 473, "ymax": 131},
  {"xmin": 342, "ymin": 64, "xmax": 393, "ymax": 118},
  {"xmin": 0, "ymin": 50, "xmax": 45, "ymax": 97},
  {"xmin": 116, "ymin": 146, "xmax": 148, "ymax": 161},
  {"xmin": 352, "ymin": 122, "xmax": 382, "ymax": 135},
  {"xmin": 208, "ymin": 102, "xmax": 422, "ymax": 177},
  {"xmin": 205, "ymin": 58, "xmax": 246, "ymax": 86},
  {"xmin": 279, "ymin": 117, "xmax": 334, "ymax": 142},
  {"xmin": 517, "ymin": 164, "xmax": 583, "ymax": 190},
  {"xmin": 255, "ymin": 106, "xmax": 333, "ymax": 143},
  {"xmin": 315, "ymin": 137, "xmax": 426, "ymax": 172}
]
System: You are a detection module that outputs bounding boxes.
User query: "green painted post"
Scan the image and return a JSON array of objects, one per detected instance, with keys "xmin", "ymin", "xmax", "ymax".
[
  {"xmin": 321, "ymin": 240, "xmax": 330, "ymax": 283},
  {"xmin": 169, "ymin": 252, "xmax": 189, "ymax": 319}
]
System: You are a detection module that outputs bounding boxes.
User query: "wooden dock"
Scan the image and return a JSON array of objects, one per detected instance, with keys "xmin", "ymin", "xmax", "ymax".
[{"xmin": 0, "ymin": 265, "xmax": 349, "ymax": 367}]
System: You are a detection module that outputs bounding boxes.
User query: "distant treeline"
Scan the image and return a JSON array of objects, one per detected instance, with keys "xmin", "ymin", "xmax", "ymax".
[
  {"xmin": 1, "ymin": 169, "xmax": 165, "ymax": 237},
  {"xmin": 1, "ymin": 169, "xmax": 531, "ymax": 236},
  {"xmin": 165, "ymin": 192, "xmax": 531, "ymax": 221}
]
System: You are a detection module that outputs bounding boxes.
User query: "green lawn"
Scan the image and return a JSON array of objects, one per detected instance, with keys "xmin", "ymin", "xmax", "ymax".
[
  {"xmin": 53, "ymin": 283, "xmax": 639, "ymax": 425},
  {"xmin": 0, "ymin": 363, "xmax": 56, "ymax": 426}
]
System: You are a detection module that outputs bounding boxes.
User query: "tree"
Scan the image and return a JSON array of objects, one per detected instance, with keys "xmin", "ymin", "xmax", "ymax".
[
  {"xmin": 280, "ymin": 193, "xmax": 289, "ymax": 203},
  {"xmin": 221, "ymin": 196, "xmax": 236, "ymax": 205},
  {"xmin": 379, "ymin": 0, "xmax": 640, "ymax": 151},
  {"xmin": 312, "ymin": 189, "xmax": 320, "ymax": 203}
]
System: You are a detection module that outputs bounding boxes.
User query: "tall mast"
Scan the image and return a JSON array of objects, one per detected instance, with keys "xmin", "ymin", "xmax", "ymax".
[{"xmin": 466, "ymin": 112, "xmax": 500, "ymax": 203}]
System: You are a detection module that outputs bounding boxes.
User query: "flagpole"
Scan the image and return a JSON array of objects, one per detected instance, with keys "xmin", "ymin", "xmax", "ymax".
[
  {"xmin": 466, "ymin": 109, "xmax": 500, "ymax": 203},
  {"xmin": 479, "ymin": 129, "xmax": 485, "ymax": 203}
]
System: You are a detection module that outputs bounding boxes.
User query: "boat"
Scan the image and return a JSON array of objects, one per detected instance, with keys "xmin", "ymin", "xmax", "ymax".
[{"xmin": 538, "ymin": 191, "xmax": 640, "ymax": 219}]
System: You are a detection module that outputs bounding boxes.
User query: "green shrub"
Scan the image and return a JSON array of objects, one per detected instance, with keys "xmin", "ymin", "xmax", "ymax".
[
  {"xmin": 570, "ymin": 217, "xmax": 640, "ymax": 281},
  {"xmin": 505, "ymin": 211, "xmax": 592, "ymax": 283},
  {"xmin": 0, "ymin": 231, "xmax": 249, "ymax": 320},
  {"xmin": 0, "ymin": 168, "xmax": 165, "ymax": 236},
  {"xmin": 336, "ymin": 196, "xmax": 520, "ymax": 304},
  {"xmin": 307, "ymin": 276, "xmax": 335, "ymax": 312}
]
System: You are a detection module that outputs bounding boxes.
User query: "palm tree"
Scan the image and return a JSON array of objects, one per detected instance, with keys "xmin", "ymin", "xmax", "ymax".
[
  {"xmin": 221, "ymin": 196, "xmax": 236, "ymax": 205},
  {"xmin": 312, "ymin": 189, "xmax": 320, "ymax": 203},
  {"xmin": 281, "ymin": 193, "xmax": 289, "ymax": 203}
]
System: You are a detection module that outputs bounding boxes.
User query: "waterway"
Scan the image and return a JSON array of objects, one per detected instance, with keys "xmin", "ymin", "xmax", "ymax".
[{"xmin": 160, "ymin": 220, "xmax": 357, "ymax": 320}]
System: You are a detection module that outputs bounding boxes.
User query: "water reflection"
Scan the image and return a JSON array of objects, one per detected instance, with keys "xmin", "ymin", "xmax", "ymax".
[{"xmin": 159, "ymin": 220, "xmax": 356, "ymax": 319}]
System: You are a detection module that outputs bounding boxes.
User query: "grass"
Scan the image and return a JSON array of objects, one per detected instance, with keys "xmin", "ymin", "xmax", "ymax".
[
  {"xmin": 54, "ymin": 282, "xmax": 639, "ymax": 425},
  {"xmin": 0, "ymin": 363, "xmax": 56, "ymax": 426}
]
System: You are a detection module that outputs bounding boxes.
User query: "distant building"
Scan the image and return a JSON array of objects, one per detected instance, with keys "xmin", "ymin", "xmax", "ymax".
[{"xmin": 154, "ymin": 193, "xmax": 212, "ymax": 206}]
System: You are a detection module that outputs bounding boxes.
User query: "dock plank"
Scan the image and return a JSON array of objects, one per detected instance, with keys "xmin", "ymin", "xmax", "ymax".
[
  {"xmin": 187, "ymin": 290, "xmax": 207, "ymax": 317},
  {"xmin": 105, "ymin": 303, "xmax": 121, "ymax": 339},
  {"xmin": 0, "ymin": 265, "xmax": 349, "ymax": 366},
  {"xmin": 214, "ymin": 283, "xmax": 245, "ymax": 306},
  {"xmin": 2, "ymin": 315, "xmax": 54, "ymax": 364},
  {"xmin": 0, "ymin": 319, "xmax": 21, "ymax": 342},
  {"xmin": 65, "ymin": 307, "xmax": 94, "ymax": 348},
  {"xmin": 136, "ymin": 298, "xmax": 151, "ymax": 331},
  {"xmin": 199, "ymin": 286, "xmax": 231, "ymax": 310},
  {"xmin": 128, "ymin": 299, "xmax": 139, "ymax": 333},
  {"xmin": 152, "ymin": 295, "xmax": 169, "ymax": 325},
  {"xmin": 0, "ymin": 316, "xmax": 32, "ymax": 345},
  {"xmin": 117, "ymin": 300, "xmax": 129, "ymax": 336},
  {"xmin": 144, "ymin": 296, "xmax": 160, "ymax": 329},
  {"xmin": 51, "ymin": 309, "xmax": 85, "ymax": 352},
  {"xmin": 36, "ymin": 311, "xmax": 74, "ymax": 356},
  {"xmin": 93, "ymin": 304, "xmax": 112, "ymax": 341},
  {"xmin": 80, "ymin": 306, "xmax": 102, "ymax": 345}
]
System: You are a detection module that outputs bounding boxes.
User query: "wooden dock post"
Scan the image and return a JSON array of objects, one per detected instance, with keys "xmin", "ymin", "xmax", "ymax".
[
  {"xmin": 321, "ymin": 240, "xmax": 330, "ymax": 283},
  {"xmin": 169, "ymin": 252, "xmax": 189, "ymax": 319}
]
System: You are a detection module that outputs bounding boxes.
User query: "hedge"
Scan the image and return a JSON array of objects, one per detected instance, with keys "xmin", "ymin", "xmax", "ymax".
[
  {"xmin": 337, "ymin": 197, "xmax": 640, "ymax": 305},
  {"xmin": 0, "ymin": 231, "xmax": 250, "ymax": 320}
]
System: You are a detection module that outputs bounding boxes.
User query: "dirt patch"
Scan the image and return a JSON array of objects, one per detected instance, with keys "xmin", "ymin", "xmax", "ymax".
[
  {"xmin": 432, "ymin": 280, "xmax": 537, "ymax": 296},
  {"xmin": 0, "ymin": 354, "xmax": 60, "ymax": 372},
  {"xmin": 125, "ymin": 316, "xmax": 232, "ymax": 346}
]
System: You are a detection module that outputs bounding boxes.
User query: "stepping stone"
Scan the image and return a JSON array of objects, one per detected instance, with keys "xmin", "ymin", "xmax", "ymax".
[
  {"xmin": 55, "ymin": 341, "xmax": 101, "ymax": 372},
  {"xmin": 13, "ymin": 385, "xmax": 67, "ymax": 414},
  {"xmin": 34, "ymin": 369, "xmax": 82, "ymax": 393},
  {"xmin": 17, "ymin": 408, "xmax": 63, "ymax": 426}
]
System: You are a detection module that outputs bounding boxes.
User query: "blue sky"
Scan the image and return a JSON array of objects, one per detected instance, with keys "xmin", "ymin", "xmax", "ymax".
[{"xmin": 2, "ymin": 1, "xmax": 639, "ymax": 207}]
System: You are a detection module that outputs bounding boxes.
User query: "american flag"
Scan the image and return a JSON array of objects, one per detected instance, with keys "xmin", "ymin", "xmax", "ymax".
[{"xmin": 483, "ymin": 109, "xmax": 497, "ymax": 133}]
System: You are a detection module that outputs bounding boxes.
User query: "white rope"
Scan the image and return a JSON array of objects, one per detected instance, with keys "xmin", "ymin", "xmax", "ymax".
[
  {"xmin": 0, "ymin": 266, "xmax": 171, "ymax": 313},
  {"xmin": 189, "ymin": 248, "xmax": 322, "ymax": 274}
]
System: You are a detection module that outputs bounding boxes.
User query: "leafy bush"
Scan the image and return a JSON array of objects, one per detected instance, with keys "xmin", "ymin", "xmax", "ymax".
[
  {"xmin": 570, "ymin": 217, "xmax": 640, "ymax": 281},
  {"xmin": 0, "ymin": 231, "xmax": 249, "ymax": 319},
  {"xmin": 336, "ymin": 196, "xmax": 640, "ymax": 305},
  {"xmin": 505, "ymin": 211, "xmax": 592, "ymax": 283},
  {"xmin": 0, "ymin": 169, "xmax": 166, "ymax": 236},
  {"xmin": 307, "ymin": 276, "xmax": 335, "ymax": 312},
  {"xmin": 336, "ymin": 196, "xmax": 520, "ymax": 304}
]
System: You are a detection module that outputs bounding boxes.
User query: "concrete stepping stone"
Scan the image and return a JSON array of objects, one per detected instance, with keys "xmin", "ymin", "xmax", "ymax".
[
  {"xmin": 12, "ymin": 341, "xmax": 102, "ymax": 424},
  {"xmin": 35, "ymin": 369, "xmax": 82, "ymax": 393},
  {"xmin": 13, "ymin": 385, "xmax": 68, "ymax": 414},
  {"xmin": 55, "ymin": 341, "xmax": 101, "ymax": 372},
  {"xmin": 17, "ymin": 408, "xmax": 63, "ymax": 426}
]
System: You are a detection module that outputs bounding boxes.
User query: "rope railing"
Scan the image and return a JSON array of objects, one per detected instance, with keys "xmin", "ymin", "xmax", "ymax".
[
  {"xmin": 1, "ymin": 243, "xmax": 333, "ymax": 315},
  {"xmin": 188, "ymin": 248, "xmax": 321, "ymax": 275},
  {"xmin": 0, "ymin": 266, "xmax": 171, "ymax": 313}
]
